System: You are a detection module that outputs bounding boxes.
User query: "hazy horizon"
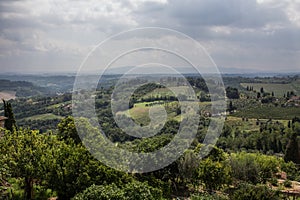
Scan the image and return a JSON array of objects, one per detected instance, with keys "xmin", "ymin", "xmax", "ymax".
[{"xmin": 0, "ymin": 66, "xmax": 299, "ymax": 76}]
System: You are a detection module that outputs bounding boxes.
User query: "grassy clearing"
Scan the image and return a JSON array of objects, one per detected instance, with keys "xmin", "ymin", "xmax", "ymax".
[
  {"xmin": 46, "ymin": 101, "xmax": 71, "ymax": 109},
  {"xmin": 118, "ymin": 101, "xmax": 183, "ymax": 125},
  {"xmin": 141, "ymin": 86, "xmax": 196, "ymax": 99},
  {"xmin": 122, "ymin": 100, "xmax": 213, "ymax": 125},
  {"xmin": 25, "ymin": 113, "xmax": 63, "ymax": 121},
  {"xmin": 129, "ymin": 106, "xmax": 151, "ymax": 125},
  {"xmin": 226, "ymin": 116, "xmax": 260, "ymax": 132},
  {"xmin": 240, "ymin": 83, "xmax": 296, "ymax": 97}
]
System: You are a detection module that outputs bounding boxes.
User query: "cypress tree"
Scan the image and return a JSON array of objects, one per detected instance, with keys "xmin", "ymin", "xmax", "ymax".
[
  {"xmin": 2, "ymin": 99, "xmax": 17, "ymax": 132},
  {"xmin": 284, "ymin": 132, "xmax": 300, "ymax": 164},
  {"xmin": 257, "ymin": 92, "xmax": 261, "ymax": 99}
]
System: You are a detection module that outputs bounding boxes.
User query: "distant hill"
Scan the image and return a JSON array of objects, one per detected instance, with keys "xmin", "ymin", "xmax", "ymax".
[{"xmin": 0, "ymin": 79, "xmax": 52, "ymax": 97}]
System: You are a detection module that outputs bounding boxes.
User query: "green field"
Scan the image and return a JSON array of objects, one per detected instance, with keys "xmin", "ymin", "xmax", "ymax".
[
  {"xmin": 120, "ymin": 102, "xmax": 179, "ymax": 125},
  {"xmin": 225, "ymin": 116, "xmax": 290, "ymax": 132},
  {"xmin": 128, "ymin": 106, "xmax": 151, "ymax": 125},
  {"xmin": 141, "ymin": 86, "xmax": 198, "ymax": 100},
  {"xmin": 46, "ymin": 101, "xmax": 71, "ymax": 109},
  {"xmin": 226, "ymin": 116, "xmax": 260, "ymax": 132},
  {"xmin": 232, "ymin": 105, "xmax": 300, "ymax": 120},
  {"xmin": 240, "ymin": 83, "xmax": 297, "ymax": 97},
  {"xmin": 119, "ymin": 100, "xmax": 213, "ymax": 126},
  {"xmin": 25, "ymin": 113, "xmax": 63, "ymax": 121}
]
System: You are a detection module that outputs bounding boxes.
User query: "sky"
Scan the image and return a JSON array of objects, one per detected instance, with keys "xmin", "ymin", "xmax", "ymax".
[{"xmin": 0, "ymin": 0, "xmax": 300, "ymax": 74}]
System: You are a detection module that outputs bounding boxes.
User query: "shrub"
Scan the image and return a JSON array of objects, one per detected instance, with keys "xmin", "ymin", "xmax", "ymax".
[
  {"xmin": 230, "ymin": 183, "xmax": 281, "ymax": 200},
  {"xmin": 72, "ymin": 180, "xmax": 164, "ymax": 200},
  {"xmin": 191, "ymin": 192, "xmax": 229, "ymax": 200},
  {"xmin": 280, "ymin": 161, "xmax": 300, "ymax": 181},
  {"xmin": 269, "ymin": 177, "xmax": 278, "ymax": 186},
  {"xmin": 72, "ymin": 184, "xmax": 124, "ymax": 200},
  {"xmin": 197, "ymin": 158, "xmax": 232, "ymax": 191},
  {"xmin": 230, "ymin": 152, "xmax": 280, "ymax": 184},
  {"xmin": 283, "ymin": 180, "xmax": 292, "ymax": 188}
]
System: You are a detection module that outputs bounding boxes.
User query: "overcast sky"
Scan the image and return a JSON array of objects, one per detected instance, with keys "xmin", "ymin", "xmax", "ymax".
[{"xmin": 0, "ymin": 0, "xmax": 300, "ymax": 74}]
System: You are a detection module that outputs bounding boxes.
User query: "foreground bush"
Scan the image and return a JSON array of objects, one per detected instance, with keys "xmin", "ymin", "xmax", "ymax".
[
  {"xmin": 191, "ymin": 192, "xmax": 229, "ymax": 200},
  {"xmin": 230, "ymin": 183, "xmax": 281, "ymax": 200},
  {"xmin": 72, "ymin": 180, "xmax": 164, "ymax": 200}
]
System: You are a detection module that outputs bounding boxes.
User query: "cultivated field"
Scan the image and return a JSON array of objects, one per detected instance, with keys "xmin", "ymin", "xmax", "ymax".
[
  {"xmin": 24, "ymin": 113, "xmax": 63, "ymax": 121},
  {"xmin": 240, "ymin": 83, "xmax": 296, "ymax": 97},
  {"xmin": 232, "ymin": 105, "xmax": 300, "ymax": 120},
  {"xmin": 0, "ymin": 91, "xmax": 16, "ymax": 100}
]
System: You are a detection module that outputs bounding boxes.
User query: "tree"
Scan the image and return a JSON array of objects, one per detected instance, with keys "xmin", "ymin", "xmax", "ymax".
[
  {"xmin": 0, "ymin": 129, "xmax": 49, "ymax": 199},
  {"xmin": 284, "ymin": 132, "xmax": 300, "ymax": 164},
  {"xmin": 257, "ymin": 92, "xmax": 261, "ymax": 99},
  {"xmin": 228, "ymin": 101, "xmax": 235, "ymax": 113},
  {"xmin": 177, "ymin": 150, "xmax": 199, "ymax": 187},
  {"xmin": 57, "ymin": 116, "xmax": 81, "ymax": 144},
  {"xmin": 226, "ymin": 87, "xmax": 239, "ymax": 99},
  {"xmin": 230, "ymin": 152, "xmax": 280, "ymax": 184},
  {"xmin": 0, "ymin": 129, "xmax": 11, "ymax": 198},
  {"xmin": 0, "ymin": 124, "xmax": 129, "ymax": 199},
  {"xmin": 197, "ymin": 158, "xmax": 231, "ymax": 191},
  {"xmin": 2, "ymin": 100, "xmax": 17, "ymax": 132}
]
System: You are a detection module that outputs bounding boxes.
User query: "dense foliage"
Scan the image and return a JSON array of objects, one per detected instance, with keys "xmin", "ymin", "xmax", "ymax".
[{"xmin": 1, "ymin": 75, "xmax": 300, "ymax": 199}]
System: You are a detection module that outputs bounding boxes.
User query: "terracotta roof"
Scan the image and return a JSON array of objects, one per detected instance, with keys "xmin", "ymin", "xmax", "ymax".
[
  {"xmin": 0, "ymin": 116, "xmax": 8, "ymax": 121},
  {"xmin": 291, "ymin": 96, "xmax": 300, "ymax": 100}
]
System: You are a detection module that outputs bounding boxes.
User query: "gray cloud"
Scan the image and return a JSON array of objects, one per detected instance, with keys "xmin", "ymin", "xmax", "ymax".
[
  {"xmin": 0, "ymin": 0, "xmax": 299, "ymax": 73},
  {"xmin": 133, "ymin": 0, "xmax": 289, "ymax": 29}
]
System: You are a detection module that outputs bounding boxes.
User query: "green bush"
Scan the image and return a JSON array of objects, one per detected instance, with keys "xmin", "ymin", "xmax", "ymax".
[
  {"xmin": 197, "ymin": 158, "xmax": 232, "ymax": 191},
  {"xmin": 230, "ymin": 183, "xmax": 281, "ymax": 200},
  {"xmin": 72, "ymin": 180, "xmax": 164, "ymax": 200},
  {"xmin": 72, "ymin": 184, "xmax": 125, "ymax": 200},
  {"xmin": 283, "ymin": 180, "xmax": 292, "ymax": 188},
  {"xmin": 280, "ymin": 161, "xmax": 300, "ymax": 181},
  {"xmin": 269, "ymin": 177, "xmax": 278, "ymax": 186},
  {"xmin": 230, "ymin": 152, "xmax": 280, "ymax": 184},
  {"xmin": 122, "ymin": 180, "xmax": 163, "ymax": 200},
  {"xmin": 191, "ymin": 192, "xmax": 229, "ymax": 200}
]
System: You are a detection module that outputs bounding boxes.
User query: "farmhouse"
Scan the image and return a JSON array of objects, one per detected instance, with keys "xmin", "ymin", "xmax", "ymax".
[
  {"xmin": 290, "ymin": 96, "xmax": 300, "ymax": 101},
  {"xmin": 286, "ymin": 96, "xmax": 300, "ymax": 107}
]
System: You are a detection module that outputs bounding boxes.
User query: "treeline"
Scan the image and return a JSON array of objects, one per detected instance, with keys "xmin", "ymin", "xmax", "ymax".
[{"xmin": 217, "ymin": 120, "xmax": 295, "ymax": 155}]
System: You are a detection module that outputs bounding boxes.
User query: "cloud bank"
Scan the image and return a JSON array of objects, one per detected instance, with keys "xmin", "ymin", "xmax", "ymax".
[{"xmin": 0, "ymin": 0, "xmax": 299, "ymax": 73}]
